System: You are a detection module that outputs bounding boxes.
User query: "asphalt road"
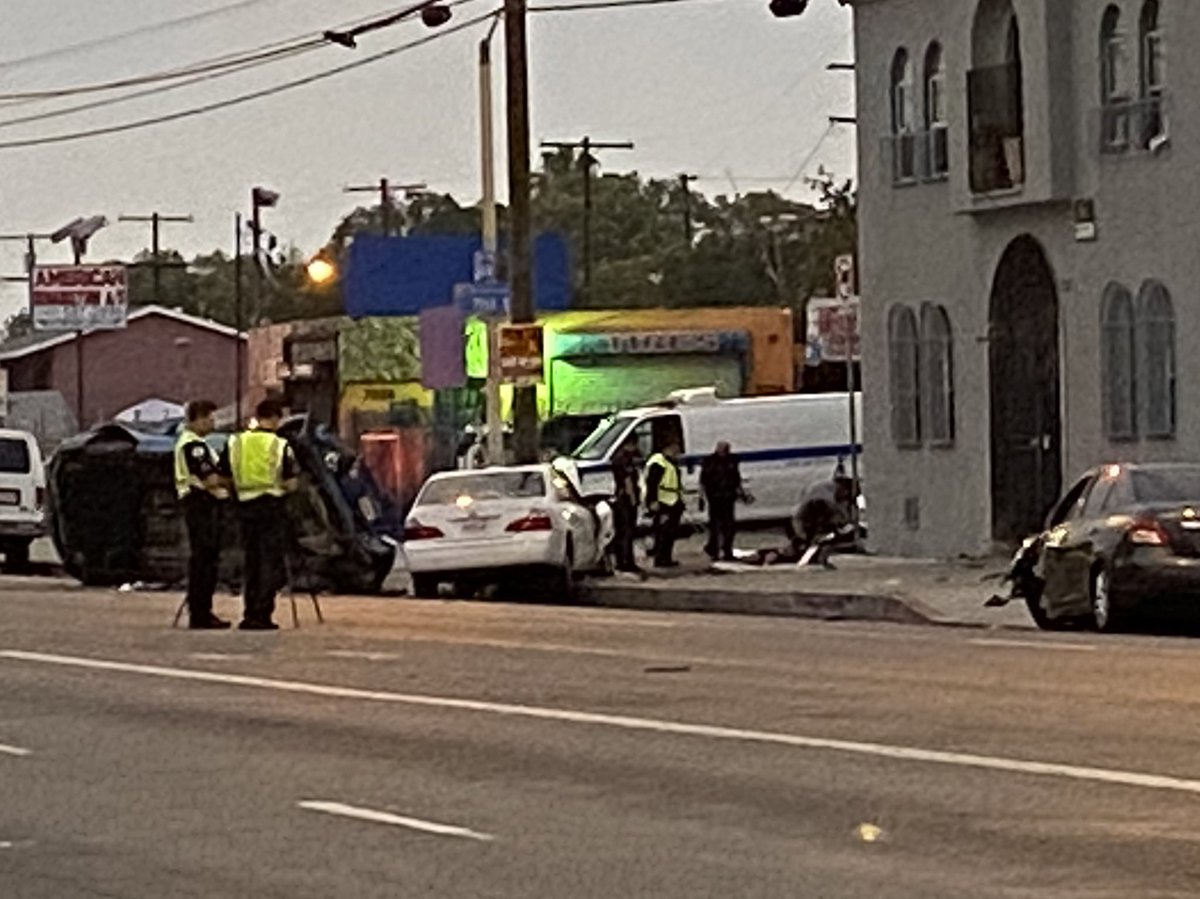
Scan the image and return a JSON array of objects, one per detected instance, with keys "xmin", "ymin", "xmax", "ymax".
[{"xmin": 3, "ymin": 577, "xmax": 1200, "ymax": 898}]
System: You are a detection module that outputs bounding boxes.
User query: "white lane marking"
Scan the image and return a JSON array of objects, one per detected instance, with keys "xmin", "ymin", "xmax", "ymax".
[
  {"xmin": 0, "ymin": 743, "xmax": 31, "ymax": 758},
  {"xmin": 970, "ymin": 638, "xmax": 1097, "ymax": 653},
  {"xmin": 6, "ymin": 649, "xmax": 1200, "ymax": 797},
  {"xmin": 326, "ymin": 651, "xmax": 401, "ymax": 662},
  {"xmin": 298, "ymin": 800, "xmax": 494, "ymax": 842}
]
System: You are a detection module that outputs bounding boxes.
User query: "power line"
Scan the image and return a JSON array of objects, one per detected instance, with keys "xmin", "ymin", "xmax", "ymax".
[
  {"xmin": 0, "ymin": 0, "xmax": 282, "ymax": 72},
  {"xmin": 780, "ymin": 121, "xmax": 838, "ymax": 193},
  {"xmin": 0, "ymin": 44, "xmax": 322, "ymax": 131},
  {"xmin": 0, "ymin": 2, "xmax": 459, "ymax": 105},
  {"xmin": 0, "ymin": 8, "xmax": 500, "ymax": 152},
  {"xmin": 0, "ymin": 0, "xmax": 711, "ymax": 151}
]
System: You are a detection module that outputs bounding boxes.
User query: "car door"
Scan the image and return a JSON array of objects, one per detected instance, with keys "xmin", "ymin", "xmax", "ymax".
[{"xmin": 1039, "ymin": 471, "xmax": 1103, "ymax": 618}]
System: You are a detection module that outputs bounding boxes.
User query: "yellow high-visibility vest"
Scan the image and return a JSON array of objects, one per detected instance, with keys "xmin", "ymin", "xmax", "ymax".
[
  {"xmin": 229, "ymin": 430, "xmax": 287, "ymax": 502},
  {"xmin": 645, "ymin": 452, "xmax": 681, "ymax": 506},
  {"xmin": 174, "ymin": 428, "xmax": 207, "ymax": 499}
]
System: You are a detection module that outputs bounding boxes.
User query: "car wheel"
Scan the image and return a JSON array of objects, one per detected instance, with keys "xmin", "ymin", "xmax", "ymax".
[
  {"xmin": 1090, "ymin": 564, "xmax": 1125, "ymax": 633},
  {"xmin": 410, "ymin": 574, "xmax": 439, "ymax": 598},
  {"xmin": 1024, "ymin": 591, "xmax": 1074, "ymax": 632},
  {"xmin": 545, "ymin": 541, "xmax": 576, "ymax": 601},
  {"xmin": 2, "ymin": 539, "xmax": 31, "ymax": 572}
]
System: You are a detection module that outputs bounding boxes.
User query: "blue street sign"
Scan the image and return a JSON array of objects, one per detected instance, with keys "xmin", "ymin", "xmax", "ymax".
[{"xmin": 454, "ymin": 281, "xmax": 510, "ymax": 318}]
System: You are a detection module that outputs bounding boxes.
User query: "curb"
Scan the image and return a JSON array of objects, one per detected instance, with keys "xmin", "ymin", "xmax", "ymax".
[{"xmin": 580, "ymin": 581, "xmax": 937, "ymax": 626}]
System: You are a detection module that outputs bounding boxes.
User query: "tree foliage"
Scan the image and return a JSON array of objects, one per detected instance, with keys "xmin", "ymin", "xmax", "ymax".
[{"xmin": 41, "ymin": 156, "xmax": 856, "ymax": 336}]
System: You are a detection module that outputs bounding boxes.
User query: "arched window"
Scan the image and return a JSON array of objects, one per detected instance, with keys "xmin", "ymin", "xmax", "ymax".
[
  {"xmin": 1100, "ymin": 6, "xmax": 1131, "ymax": 150},
  {"xmin": 891, "ymin": 48, "xmax": 916, "ymax": 183},
  {"xmin": 969, "ymin": 0, "xmax": 1025, "ymax": 191},
  {"xmin": 1101, "ymin": 283, "xmax": 1136, "ymax": 440},
  {"xmin": 1139, "ymin": 0, "xmax": 1166, "ymax": 147},
  {"xmin": 1137, "ymin": 280, "xmax": 1176, "ymax": 438},
  {"xmin": 888, "ymin": 306, "xmax": 921, "ymax": 447},
  {"xmin": 924, "ymin": 42, "xmax": 949, "ymax": 178},
  {"xmin": 920, "ymin": 304, "xmax": 954, "ymax": 445}
]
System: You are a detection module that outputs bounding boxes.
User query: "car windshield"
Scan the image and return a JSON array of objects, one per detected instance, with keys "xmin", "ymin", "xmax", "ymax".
[
  {"xmin": 419, "ymin": 471, "xmax": 546, "ymax": 505},
  {"xmin": 573, "ymin": 416, "xmax": 633, "ymax": 461},
  {"xmin": 1130, "ymin": 468, "xmax": 1200, "ymax": 504},
  {"xmin": 0, "ymin": 438, "xmax": 31, "ymax": 474}
]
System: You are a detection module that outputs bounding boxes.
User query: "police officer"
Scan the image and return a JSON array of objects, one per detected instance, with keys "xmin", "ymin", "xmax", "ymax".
[
  {"xmin": 610, "ymin": 437, "xmax": 642, "ymax": 573},
  {"xmin": 644, "ymin": 441, "xmax": 684, "ymax": 568},
  {"xmin": 174, "ymin": 399, "xmax": 230, "ymax": 630},
  {"xmin": 225, "ymin": 399, "xmax": 298, "ymax": 631}
]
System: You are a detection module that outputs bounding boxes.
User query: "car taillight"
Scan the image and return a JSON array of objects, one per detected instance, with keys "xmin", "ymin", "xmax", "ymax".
[
  {"xmin": 404, "ymin": 524, "xmax": 445, "ymax": 541},
  {"xmin": 1129, "ymin": 519, "xmax": 1169, "ymax": 546},
  {"xmin": 506, "ymin": 514, "xmax": 553, "ymax": 533}
]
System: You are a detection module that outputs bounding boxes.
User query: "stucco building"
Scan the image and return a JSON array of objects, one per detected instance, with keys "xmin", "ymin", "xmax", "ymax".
[{"xmin": 851, "ymin": 0, "xmax": 1182, "ymax": 555}]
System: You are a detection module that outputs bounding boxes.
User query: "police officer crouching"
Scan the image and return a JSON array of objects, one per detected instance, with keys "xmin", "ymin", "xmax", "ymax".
[
  {"xmin": 224, "ymin": 399, "xmax": 298, "ymax": 631},
  {"xmin": 174, "ymin": 400, "xmax": 231, "ymax": 630}
]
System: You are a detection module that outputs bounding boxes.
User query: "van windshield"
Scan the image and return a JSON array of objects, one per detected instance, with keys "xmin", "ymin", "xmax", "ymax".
[
  {"xmin": 572, "ymin": 416, "xmax": 633, "ymax": 461},
  {"xmin": 0, "ymin": 438, "xmax": 31, "ymax": 474}
]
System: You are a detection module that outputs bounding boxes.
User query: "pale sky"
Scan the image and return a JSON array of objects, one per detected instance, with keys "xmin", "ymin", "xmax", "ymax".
[{"xmin": 0, "ymin": 0, "xmax": 855, "ymax": 323}]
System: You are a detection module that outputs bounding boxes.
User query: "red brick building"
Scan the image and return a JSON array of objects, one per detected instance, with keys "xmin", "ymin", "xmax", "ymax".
[{"xmin": 0, "ymin": 306, "xmax": 243, "ymax": 432}]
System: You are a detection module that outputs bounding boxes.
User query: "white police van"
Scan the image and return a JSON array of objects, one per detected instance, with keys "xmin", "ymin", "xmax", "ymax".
[
  {"xmin": 560, "ymin": 388, "xmax": 862, "ymax": 525},
  {"xmin": 0, "ymin": 428, "xmax": 47, "ymax": 568}
]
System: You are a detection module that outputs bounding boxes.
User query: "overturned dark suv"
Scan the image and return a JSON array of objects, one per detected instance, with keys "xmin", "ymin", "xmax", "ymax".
[{"xmin": 47, "ymin": 416, "xmax": 397, "ymax": 593}]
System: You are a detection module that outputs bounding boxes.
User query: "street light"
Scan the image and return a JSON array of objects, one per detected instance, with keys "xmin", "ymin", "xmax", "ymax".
[{"xmin": 306, "ymin": 252, "xmax": 337, "ymax": 286}]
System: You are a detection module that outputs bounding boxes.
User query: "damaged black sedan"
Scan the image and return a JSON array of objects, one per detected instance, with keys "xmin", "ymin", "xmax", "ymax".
[
  {"xmin": 47, "ymin": 416, "xmax": 397, "ymax": 593},
  {"xmin": 1010, "ymin": 463, "xmax": 1200, "ymax": 632}
]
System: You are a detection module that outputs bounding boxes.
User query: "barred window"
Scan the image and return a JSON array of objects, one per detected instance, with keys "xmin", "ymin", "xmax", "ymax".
[
  {"xmin": 1101, "ymin": 283, "xmax": 1137, "ymax": 441},
  {"xmin": 889, "ymin": 306, "xmax": 921, "ymax": 447},
  {"xmin": 1137, "ymin": 280, "xmax": 1176, "ymax": 438},
  {"xmin": 920, "ymin": 304, "xmax": 955, "ymax": 445}
]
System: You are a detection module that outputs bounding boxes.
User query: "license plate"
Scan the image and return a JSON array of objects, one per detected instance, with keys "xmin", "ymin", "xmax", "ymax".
[
  {"xmin": 0, "ymin": 489, "xmax": 18, "ymax": 506},
  {"xmin": 459, "ymin": 519, "xmax": 488, "ymax": 532}
]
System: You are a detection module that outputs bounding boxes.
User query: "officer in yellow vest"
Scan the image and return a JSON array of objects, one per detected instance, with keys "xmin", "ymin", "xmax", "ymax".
[
  {"xmin": 224, "ymin": 398, "xmax": 297, "ymax": 631},
  {"xmin": 644, "ymin": 440, "xmax": 685, "ymax": 568},
  {"xmin": 174, "ymin": 400, "xmax": 231, "ymax": 630}
]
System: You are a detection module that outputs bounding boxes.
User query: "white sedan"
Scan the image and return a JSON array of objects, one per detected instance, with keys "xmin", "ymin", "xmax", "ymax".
[{"xmin": 403, "ymin": 464, "xmax": 614, "ymax": 598}]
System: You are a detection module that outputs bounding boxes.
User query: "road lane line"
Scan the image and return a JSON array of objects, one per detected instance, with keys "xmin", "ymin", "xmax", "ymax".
[
  {"xmin": 970, "ymin": 638, "xmax": 1097, "ymax": 653},
  {"xmin": 6, "ymin": 648, "xmax": 1200, "ymax": 797},
  {"xmin": 298, "ymin": 801, "xmax": 494, "ymax": 841},
  {"xmin": 0, "ymin": 743, "xmax": 31, "ymax": 758}
]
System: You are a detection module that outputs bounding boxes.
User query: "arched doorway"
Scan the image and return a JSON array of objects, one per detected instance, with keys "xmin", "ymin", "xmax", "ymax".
[{"xmin": 989, "ymin": 235, "xmax": 1061, "ymax": 542}]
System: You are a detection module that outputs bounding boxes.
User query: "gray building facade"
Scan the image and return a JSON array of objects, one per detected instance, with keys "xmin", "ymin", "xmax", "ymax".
[{"xmin": 851, "ymin": 0, "xmax": 1185, "ymax": 556}]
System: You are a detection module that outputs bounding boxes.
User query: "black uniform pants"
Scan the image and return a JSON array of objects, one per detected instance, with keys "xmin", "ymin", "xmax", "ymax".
[
  {"xmin": 705, "ymin": 498, "xmax": 737, "ymax": 561},
  {"xmin": 239, "ymin": 496, "xmax": 286, "ymax": 624},
  {"xmin": 183, "ymin": 493, "xmax": 222, "ymax": 621},
  {"xmin": 613, "ymin": 498, "xmax": 638, "ymax": 571},
  {"xmin": 652, "ymin": 503, "xmax": 684, "ymax": 566}
]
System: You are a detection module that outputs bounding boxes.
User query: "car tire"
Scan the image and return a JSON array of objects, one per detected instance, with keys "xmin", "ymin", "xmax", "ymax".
[
  {"xmin": 1024, "ymin": 592, "xmax": 1074, "ymax": 632},
  {"xmin": 545, "ymin": 541, "xmax": 576, "ymax": 601},
  {"xmin": 1090, "ymin": 564, "xmax": 1126, "ymax": 633},
  {"xmin": 2, "ymin": 539, "xmax": 32, "ymax": 572},
  {"xmin": 410, "ymin": 574, "xmax": 439, "ymax": 598}
]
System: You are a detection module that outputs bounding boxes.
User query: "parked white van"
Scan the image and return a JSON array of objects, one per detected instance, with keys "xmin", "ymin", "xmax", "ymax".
[
  {"xmin": 562, "ymin": 388, "xmax": 862, "ymax": 525},
  {"xmin": 0, "ymin": 428, "xmax": 47, "ymax": 568}
]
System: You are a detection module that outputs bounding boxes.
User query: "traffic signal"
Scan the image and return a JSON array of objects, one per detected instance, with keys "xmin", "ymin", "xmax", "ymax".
[{"xmin": 769, "ymin": 0, "xmax": 808, "ymax": 17}]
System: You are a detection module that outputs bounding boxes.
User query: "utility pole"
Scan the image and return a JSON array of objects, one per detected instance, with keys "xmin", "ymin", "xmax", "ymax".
[
  {"xmin": 539, "ymin": 136, "xmax": 634, "ymax": 302},
  {"xmin": 234, "ymin": 212, "xmax": 245, "ymax": 425},
  {"xmin": 505, "ymin": 0, "xmax": 538, "ymax": 463},
  {"xmin": 479, "ymin": 15, "xmax": 504, "ymax": 465},
  {"xmin": 678, "ymin": 173, "xmax": 699, "ymax": 245},
  {"xmin": 250, "ymin": 186, "xmax": 279, "ymax": 331},
  {"xmin": 344, "ymin": 179, "xmax": 427, "ymax": 237},
  {"xmin": 117, "ymin": 212, "xmax": 193, "ymax": 306}
]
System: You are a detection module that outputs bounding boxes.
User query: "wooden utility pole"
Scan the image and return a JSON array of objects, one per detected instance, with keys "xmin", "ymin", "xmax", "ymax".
[
  {"xmin": 118, "ymin": 212, "xmax": 193, "ymax": 305},
  {"xmin": 344, "ymin": 179, "xmax": 428, "ymax": 236},
  {"xmin": 505, "ymin": 0, "xmax": 539, "ymax": 463}
]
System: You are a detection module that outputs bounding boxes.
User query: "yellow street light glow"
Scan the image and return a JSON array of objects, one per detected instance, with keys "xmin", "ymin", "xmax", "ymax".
[{"xmin": 306, "ymin": 254, "xmax": 337, "ymax": 285}]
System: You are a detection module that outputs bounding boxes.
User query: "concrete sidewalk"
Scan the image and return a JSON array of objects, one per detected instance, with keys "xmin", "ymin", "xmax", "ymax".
[{"xmin": 581, "ymin": 545, "xmax": 1033, "ymax": 630}]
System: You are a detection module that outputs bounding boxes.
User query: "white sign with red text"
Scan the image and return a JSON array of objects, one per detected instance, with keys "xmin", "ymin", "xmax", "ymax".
[{"xmin": 31, "ymin": 264, "xmax": 128, "ymax": 331}]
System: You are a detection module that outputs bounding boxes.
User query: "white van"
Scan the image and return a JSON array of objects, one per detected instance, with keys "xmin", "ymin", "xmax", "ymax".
[
  {"xmin": 563, "ymin": 388, "xmax": 862, "ymax": 525},
  {"xmin": 0, "ymin": 428, "xmax": 46, "ymax": 568}
]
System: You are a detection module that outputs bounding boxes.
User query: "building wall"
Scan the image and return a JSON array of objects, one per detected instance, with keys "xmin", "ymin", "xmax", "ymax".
[
  {"xmin": 855, "ymin": 0, "xmax": 1200, "ymax": 556},
  {"xmin": 6, "ymin": 315, "xmax": 240, "ymax": 430}
]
